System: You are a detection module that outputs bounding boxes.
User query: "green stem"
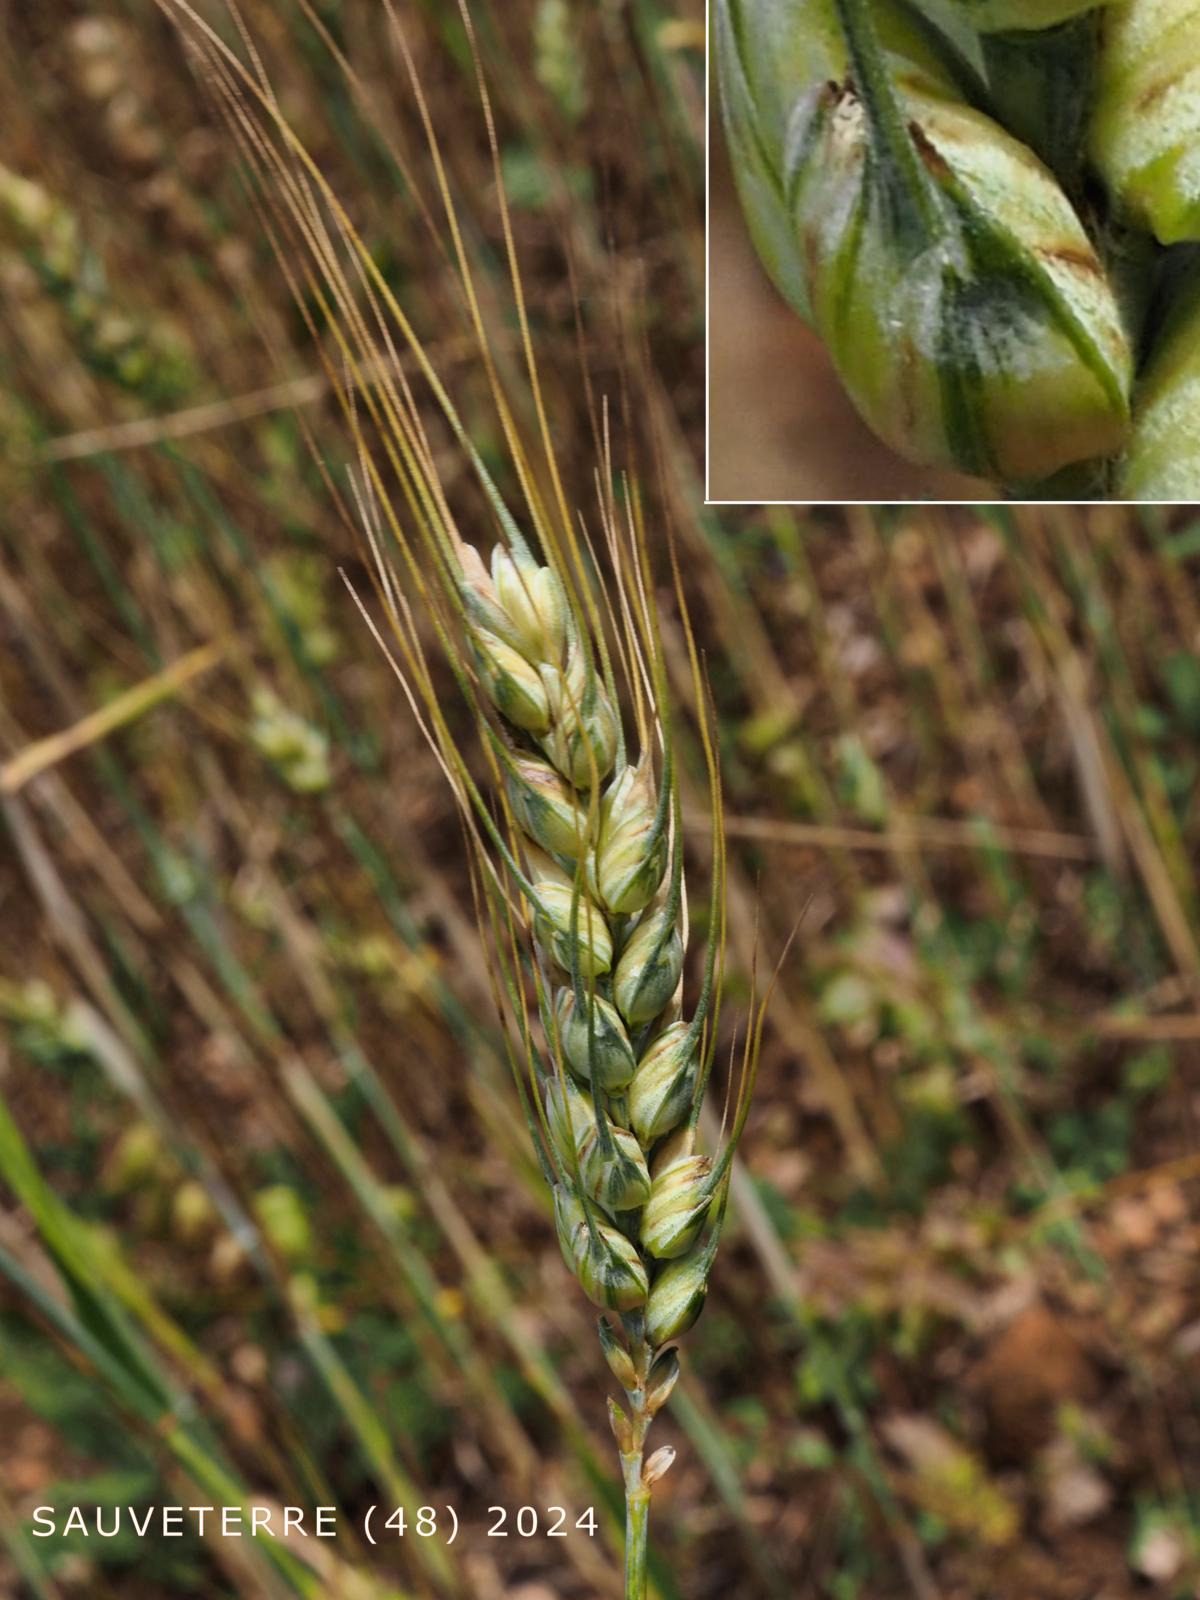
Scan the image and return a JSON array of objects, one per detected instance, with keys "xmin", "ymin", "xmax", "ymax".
[
  {"xmin": 623, "ymin": 1478, "xmax": 651, "ymax": 1600},
  {"xmin": 618, "ymin": 1326, "xmax": 654, "ymax": 1600}
]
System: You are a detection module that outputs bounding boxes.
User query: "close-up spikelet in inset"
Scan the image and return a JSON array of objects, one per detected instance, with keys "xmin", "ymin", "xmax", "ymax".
[{"xmin": 712, "ymin": 0, "xmax": 1200, "ymax": 500}]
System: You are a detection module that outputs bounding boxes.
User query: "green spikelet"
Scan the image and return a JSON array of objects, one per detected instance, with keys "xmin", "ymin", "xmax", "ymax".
[
  {"xmin": 1091, "ymin": 0, "xmax": 1200, "ymax": 245},
  {"xmin": 532, "ymin": 881, "xmax": 613, "ymax": 977},
  {"xmin": 593, "ymin": 759, "xmax": 668, "ymax": 916},
  {"xmin": 490, "ymin": 545, "xmax": 568, "ymax": 666},
  {"xmin": 1121, "ymin": 273, "xmax": 1200, "ymax": 498},
  {"xmin": 613, "ymin": 906, "xmax": 684, "ymax": 1025},
  {"xmin": 553, "ymin": 1186, "xmax": 649, "ymax": 1312},
  {"xmin": 644, "ymin": 1241, "xmax": 713, "ymax": 1344},
  {"xmin": 506, "ymin": 752, "xmax": 591, "ymax": 859},
  {"xmin": 472, "ymin": 628, "xmax": 552, "ymax": 732},
  {"xmin": 554, "ymin": 987, "xmax": 638, "ymax": 1091},
  {"xmin": 539, "ymin": 642, "xmax": 620, "ymax": 788},
  {"xmin": 640, "ymin": 1139, "xmax": 714, "ymax": 1261},
  {"xmin": 546, "ymin": 1075, "xmax": 651, "ymax": 1214},
  {"xmin": 627, "ymin": 1022, "xmax": 697, "ymax": 1145},
  {"xmin": 459, "ymin": 542, "xmax": 566, "ymax": 667}
]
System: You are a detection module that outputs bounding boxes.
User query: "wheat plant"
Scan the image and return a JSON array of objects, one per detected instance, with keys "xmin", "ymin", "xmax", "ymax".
[
  {"xmin": 155, "ymin": 2, "xmax": 767, "ymax": 1592},
  {"xmin": 363, "ymin": 493, "xmax": 766, "ymax": 1600},
  {"xmin": 336, "ymin": 305, "xmax": 767, "ymax": 1600},
  {"xmin": 715, "ymin": 0, "xmax": 1200, "ymax": 498}
]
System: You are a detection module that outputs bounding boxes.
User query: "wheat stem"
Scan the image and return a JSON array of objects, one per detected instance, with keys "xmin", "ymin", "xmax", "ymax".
[
  {"xmin": 622, "ymin": 1479, "xmax": 651, "ymax": 1600},
  {"xmin": 617, "ymin": 1320, "xmax": 654, "ymax": 1600}
]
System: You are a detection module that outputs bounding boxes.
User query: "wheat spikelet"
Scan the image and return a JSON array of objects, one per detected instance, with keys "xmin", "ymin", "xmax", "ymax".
[
  {"xmin": 1091, "ymin": 0, "xmax": 1200, "ymax": 245},
  {"xmin": 1121, "ymin": 272, "xmax": 1200, "ymax": 497},
  {"xmin": 344, "ymin": 474, "xmax": 769, "ymax": 1598}
]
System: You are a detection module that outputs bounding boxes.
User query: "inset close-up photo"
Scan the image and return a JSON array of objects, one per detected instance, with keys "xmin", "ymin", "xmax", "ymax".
[{"xmin": 708, "ymin": 0, "xmax": 1200, "ymax": 504}]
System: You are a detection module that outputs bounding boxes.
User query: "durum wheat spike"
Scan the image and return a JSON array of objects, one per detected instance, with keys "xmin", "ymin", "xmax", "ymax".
[{"xmin": 450, "ymin": 525, "xmax": 751, "ymax": 1598}]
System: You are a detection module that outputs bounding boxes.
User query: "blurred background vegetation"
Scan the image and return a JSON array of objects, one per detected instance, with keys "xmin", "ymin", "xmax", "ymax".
[{"xmin": 3, "ymin": 3, "xmax": 1200, "ymax": 1597}]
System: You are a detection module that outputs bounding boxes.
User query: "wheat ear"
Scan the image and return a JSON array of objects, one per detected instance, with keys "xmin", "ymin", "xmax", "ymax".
[
  {"xmin": 344, "ymin": 454, "xmax": 770, "ymax": 1595},
  {"xmin": 409, "ymin": 501, "xmax": 757, "ymax": 1596},
  {"xmin": 156, "ymin": 3, "xmax": 764, "ymax": 1585}
]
